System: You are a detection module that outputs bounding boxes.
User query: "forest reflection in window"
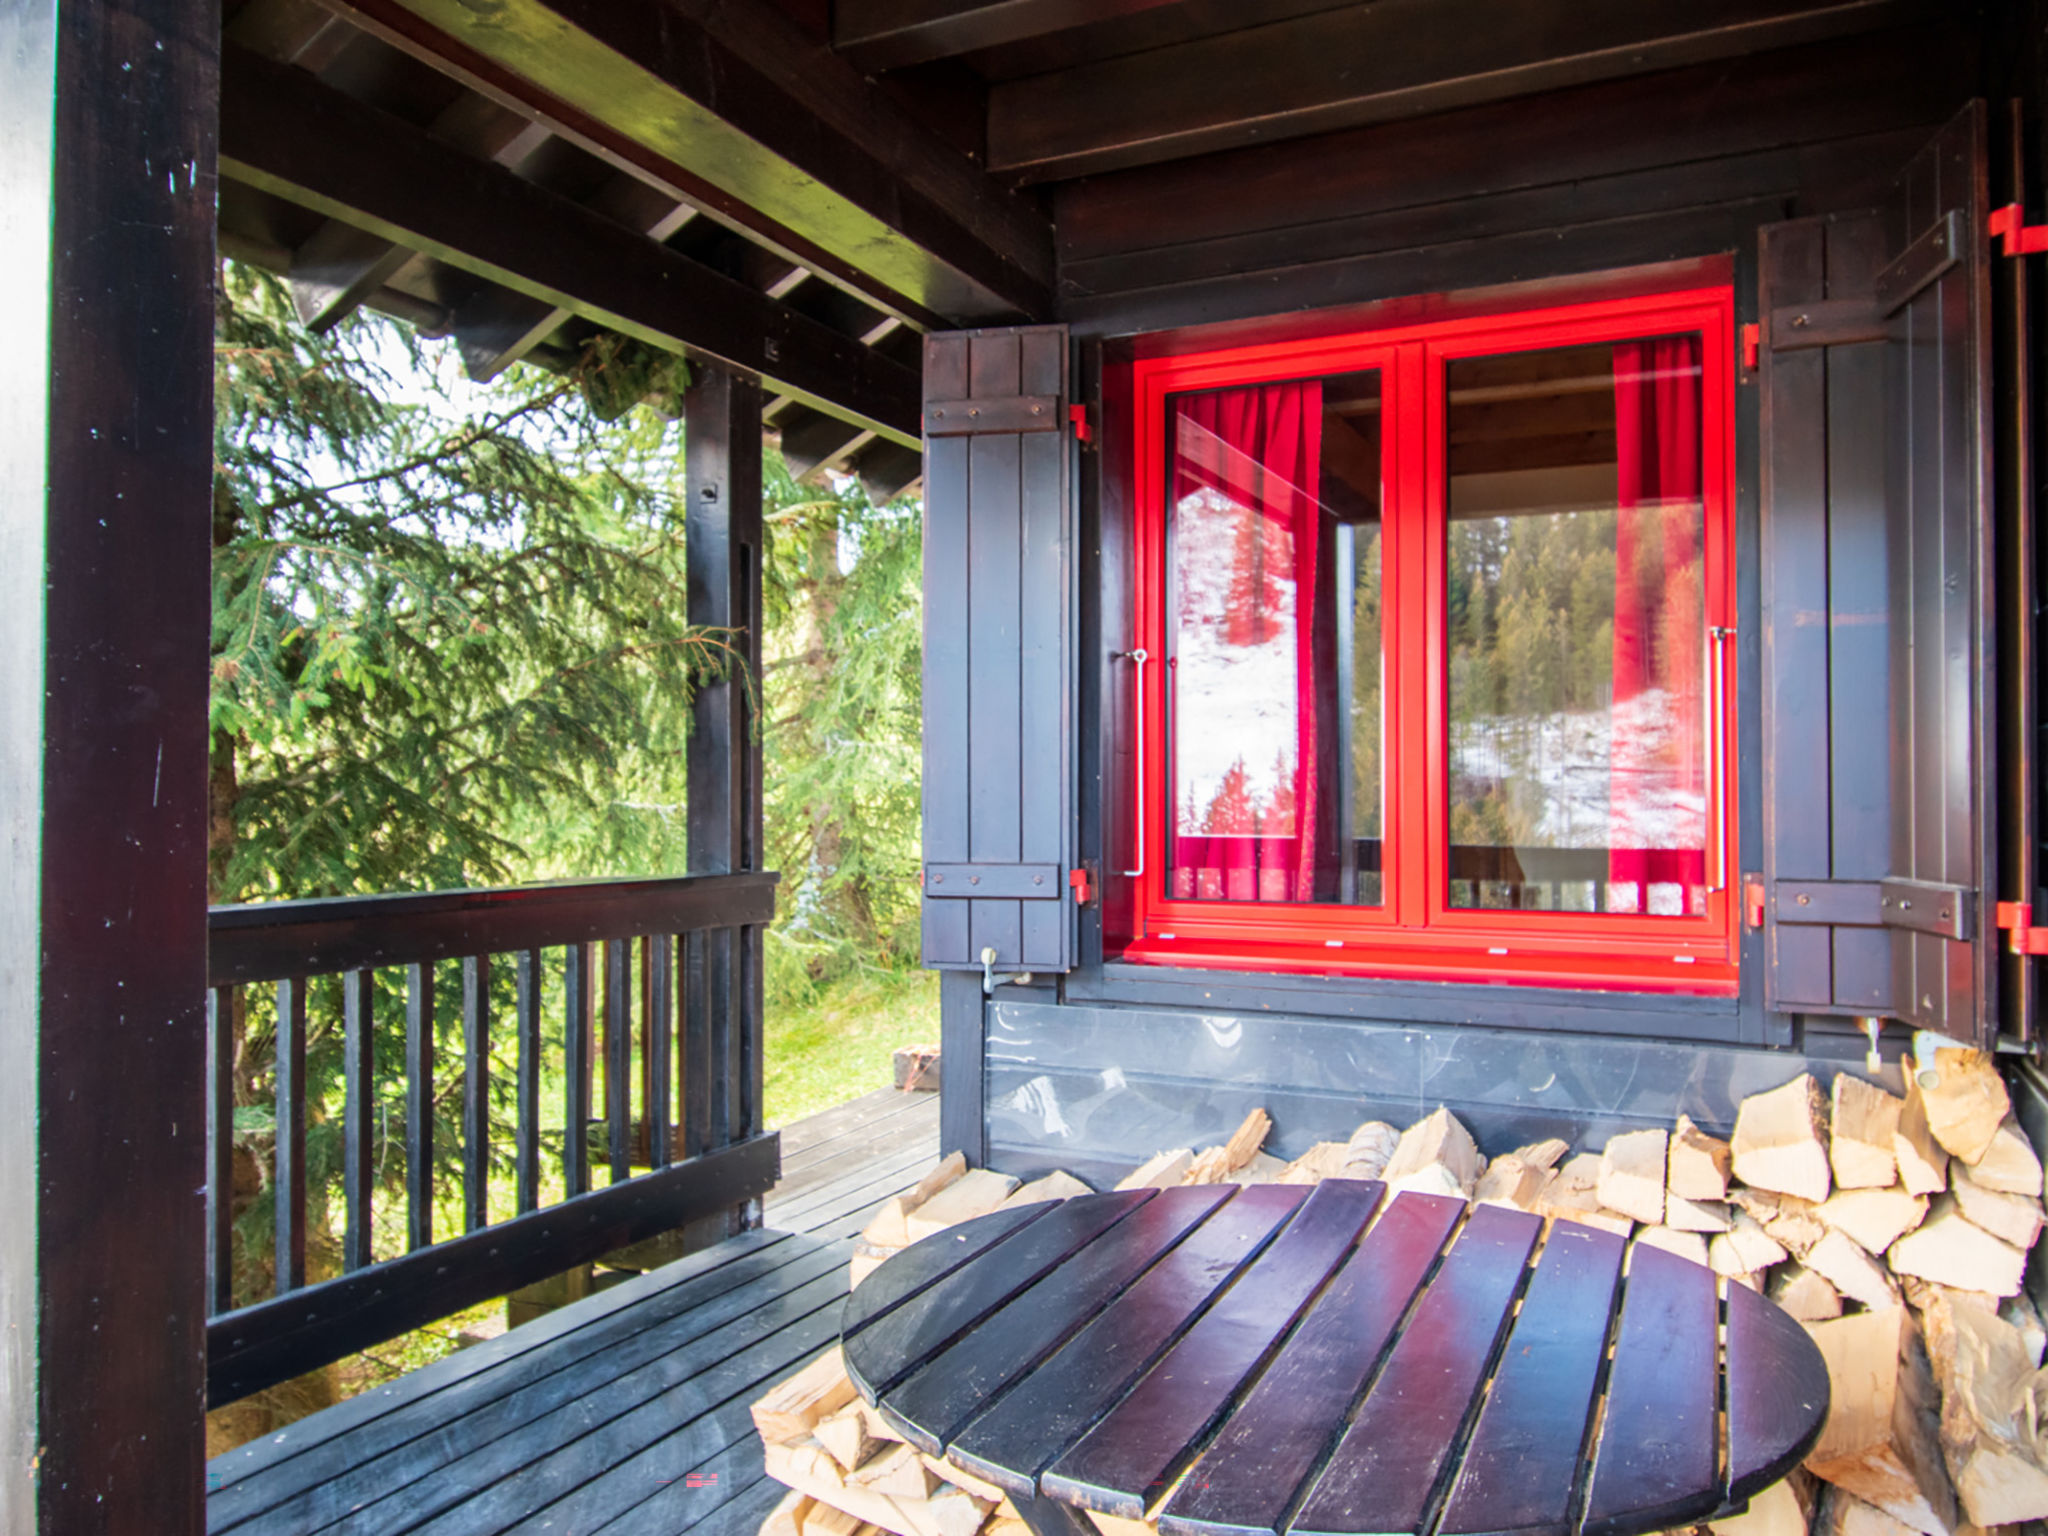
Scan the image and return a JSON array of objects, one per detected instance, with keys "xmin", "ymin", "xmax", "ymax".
[
  {"xmin": 1446, "ymin": 337, "xmax": 1706, "ymax": 915},
  {"xmin": 1166, "ymin": 371, "xmax": 1382, "ymax": 905}
]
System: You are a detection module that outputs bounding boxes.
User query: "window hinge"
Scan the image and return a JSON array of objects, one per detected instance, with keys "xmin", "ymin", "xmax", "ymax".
[
  {"xmin": 1069, "ymin": 403, "xmax": 1094, "ymax": 445},
  {"xmin": 1069, "ymin": 866, "xmax": 1095, "ymax": 906},
  {"xmin": 1996, "ymin": 900, "xmax": 2048, "ymax": 955},
  {"xmin": 1991, "ymin": 204, "xmax": 2048, "ymax": 258},
  {"xmin": 1740, "ymin": 323, "xmax": 1761, "ymax": 372}
]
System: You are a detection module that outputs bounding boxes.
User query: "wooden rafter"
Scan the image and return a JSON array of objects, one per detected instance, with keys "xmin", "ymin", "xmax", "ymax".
[
  {"xmin": 832, "ymin": 0, "xmax": 1186, "ymax": 72},
  {"xmin": 219, "ymin": 43, "xmax": 922, "ymax": 444},
  {"xmin": 987, "ymin": 0, "xmax": 1934, "ymax": 180}
]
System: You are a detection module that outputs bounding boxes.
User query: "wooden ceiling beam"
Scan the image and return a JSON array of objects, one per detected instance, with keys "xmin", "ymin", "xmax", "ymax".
[
  {"xmin": 988, "ymin": 0, "xmax": 1934, "ymax": 180},
  {"xmin": 326, "ymin": 0, "xmax": 1053, "ymax": 323},
  {"xmin": 220, "ymin": 43, "xmax": 922, "ymax": 444},
  {"xmin": 832, "ymin": 0, "xmax": 1185, "ymax": 73}
]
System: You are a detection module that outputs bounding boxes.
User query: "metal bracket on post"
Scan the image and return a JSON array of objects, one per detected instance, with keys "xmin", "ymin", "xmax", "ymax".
[{"xmin": 981, "ymin": 946, "xmax": 1033, "ymax": 998}]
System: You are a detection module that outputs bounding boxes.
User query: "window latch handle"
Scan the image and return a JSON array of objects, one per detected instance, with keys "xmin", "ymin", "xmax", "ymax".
[{"xmin": 1115, "ymin": 648, "xmax": 1149, "ymax": 880}]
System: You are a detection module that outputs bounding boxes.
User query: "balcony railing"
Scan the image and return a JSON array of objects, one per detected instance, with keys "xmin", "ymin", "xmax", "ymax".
[{"xmin": 204, "ymin": 872, "xmax": 779, "ymax": 1406}]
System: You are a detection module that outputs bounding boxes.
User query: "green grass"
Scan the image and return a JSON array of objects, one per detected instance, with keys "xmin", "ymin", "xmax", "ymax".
[{"xmin": 763, "ymin": 965, "xmax": 939, "ymax": 1127}]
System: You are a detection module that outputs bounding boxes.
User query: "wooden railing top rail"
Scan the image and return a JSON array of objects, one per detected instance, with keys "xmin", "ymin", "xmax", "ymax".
[{"xmin": 208, "ymin": 871, "xmax": 779, "ymax": 985}]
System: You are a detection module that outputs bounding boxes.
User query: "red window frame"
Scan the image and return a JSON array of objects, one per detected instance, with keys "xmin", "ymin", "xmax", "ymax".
[{"xmin": 1123, "ymin": 285, "xmax": 1739, "ymax": 993}]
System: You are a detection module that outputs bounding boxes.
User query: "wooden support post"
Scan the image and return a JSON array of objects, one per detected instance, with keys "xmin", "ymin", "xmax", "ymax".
[
  {"xmin": 940, "ymin": 971, "xmax": 987, "ymax": 1165},
  {"xmin": 0, "ymin": 1, "xmax": 217, "ymax": 1528},
  {"xmin": 687, "ymin": 364, "xmax": 766, "ymax": 1220}
]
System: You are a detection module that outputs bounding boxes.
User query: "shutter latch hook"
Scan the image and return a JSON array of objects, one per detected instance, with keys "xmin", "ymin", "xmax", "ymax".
[{"xmin": 981, "ymin": 946, "xmax": 1033, "ymax": 998}]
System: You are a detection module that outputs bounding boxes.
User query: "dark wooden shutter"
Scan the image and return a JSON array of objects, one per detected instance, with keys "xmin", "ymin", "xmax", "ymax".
[
  {"xmin": 1759, "ymin": 102, "xmax": 1996, "ymax": 1041},
  {"xmin": 921, "ymin": 325, "xmax": 1077, "ymax": 973}
]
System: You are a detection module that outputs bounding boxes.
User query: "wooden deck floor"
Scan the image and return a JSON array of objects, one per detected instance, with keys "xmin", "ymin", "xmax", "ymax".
[{"xmin": 207, "ymin": 1088, "xmax": 941, "ymax": 1536}]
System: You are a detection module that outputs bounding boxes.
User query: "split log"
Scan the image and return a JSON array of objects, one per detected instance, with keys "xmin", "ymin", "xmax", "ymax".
[
  {"xmin": 1930, "ymin": 1301, "xmax": 2048, "ymax": 1525},
  {"xmin": 1919, "ymin": 1050, "xmax": 2011, "ymax": 1166},
  {"xmin": 1634, "ymin": 1226, "xmax": 1709, "ymax": 1266},
  {"xmin": 1710, "ymin": 1211, "xmax": 1790, "ymax": 1277},
  {"xmin": 805, "ymin": 1505, "xmax": 868, "ymax": 1536},
  {"xmin": 922, "ymin": 1455, "xmax": 1004, "ymax": 1505},
  {"xmin": 1819, "ymin": 1187, "xmax": 1929, "ymax": 1255},
  {"xmin": 1813, "ymin": 1485, "xmax": 1925, "ymax": 1536},
  {"xmin": 1833, "ymin": 1076, "xmax": 1905, "ymax": 1190},
  {"xmin": 1474, "ymin": 1153, "xmax": 1554, "ymax": 1211},
  {"xmin": 764, "ymin": 1489, "xmax": 816, "ymax": 1536},
  {"xmin": 762, "ymin": 1441, "xmax": 922, "ymax": 1536},
  {"xmin": 1803, "ymin": 1307, "xmax": 1958, "ymax": 1536},
  {"xmin": 862, "ymin": 1198, "xmax": 914, "ymax": 1250},
  {"xmin": 1732, "ymin": 1187, "xmax": 1829, "ymax": 1257},
  {"xmin": 1278, "ymin": 1142, "xmax": 1349, "ymax": 1184},
  {"xmin": 1670, "ymin": 1113, "xmax": 1734, "ymax": 1201},
  {"xmin": 1340, "ymin": 1121, "xmax": 1400, "ymax": 1181},
  {"xmin": 1948, "ymin": 1165, "xmax": 2046, "ymax": 1251},
  {"xmin": 846, "ymin": 1445, "xmax": 938, "ymax": 1500},
  {"xmin": 908, "ymin": 1152, "xmax": 969, "ymax": 1209},
  {"xmin": 849, "ymin": 1250, "xmax": 888, "ymax": 1289},
  {"xmin": 1233, "ymin": 1151, "xmax": 1287, "ymax": 1184},
  {"xmin": 1772, "ymin": 1263, "xmax": 1844, "ymax": 1322},
  {"xmin": 1665, "ymin": 1194, "xmax": 1733, "ymax": 1233},
  {"xmin": 1997, "ymin": 1293, "xmax": 2046, "ymax": 1368},
  {"xmin": 1598, "ymin": 1128, "xmax": 1669, "ymax": 1225},
  {"xmin": 1804, "ymin": 1228, "xmax": 1902, "ymax": 1311},
  {"xmin": 1510, "ymin": 1137, "xmax": 1571, "ymax": 1172},
  {"xmin": 816, "ymin": 1402, "xmax": 885, "ymax": 1473},
  {"xmin": 1535, "ymin": 1153, "xmax": 1635, "ymax": 1236},
  {"xmin": 1222, "ymin": 1108, "xmax": 1272, "ymax": 1166},
  {"xmin": 906, "ymin": 1169, "xmax": 1021, "ymax": 1242},
  {"xmin": 1001, "ymin": 1170, "xmax": 1092, "ymax": 1209},
  {"xmin": 1383, "ymin": 1107, "xmax": 1482, "ymax": 1198},
  {"xmin": 753, "ymin": 1348, "xmax": 858, "ymax": 1444},
  {"xmin": 1964, "ymin": 1119, "xmax": 2043, "ymax": 1198},
  {"xmin": 1086, "ymin": 1514, "xmax": 1157, "ymax": 1536},
  {"xmin": 859, "ymin": 1402, "xmax": 905, "ymax": 1445},
  {"xmin": 1733, "ymin": 1074, "xmax": 1833, "ymax": 1203},
  {"xmin": 914, "ymin": 1486, "xmax": 993, "ymax": 1536},
  {"xmin": 1115, "ymin": 1149, "xmax": 1192, "ymax": 1191},
  {"xmin": 1896, "ymin": 1078, "xmax": 1952, "ymax": 1197},
  {"xmin": 1890, "ymin": 1198, "xmax": 2028, "ymax": 1298}
]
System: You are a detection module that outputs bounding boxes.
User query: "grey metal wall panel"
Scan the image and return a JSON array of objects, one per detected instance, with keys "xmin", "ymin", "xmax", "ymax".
[{"xmin": 922, "ymin": 324, "xmax": 1076, "ymax": 972}]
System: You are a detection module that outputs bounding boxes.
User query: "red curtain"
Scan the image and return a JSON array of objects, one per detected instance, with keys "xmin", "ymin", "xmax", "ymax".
[
  {"xmin": 1170, "ymin": 382, "xmax": 1324, "ymax": 902},
  {"xmin": 1609, "ymin": 336, "xmax": 1706, "ymax": 908}
]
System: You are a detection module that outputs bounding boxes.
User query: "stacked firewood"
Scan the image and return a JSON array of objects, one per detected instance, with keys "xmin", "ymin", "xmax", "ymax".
[{"xmin": 753, "ymin": 1049, "xmax": 2048, "ymax": 1536}]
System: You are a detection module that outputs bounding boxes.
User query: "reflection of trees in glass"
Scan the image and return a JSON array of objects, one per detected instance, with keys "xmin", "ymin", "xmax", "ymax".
[
  {"xmin": 1189, "ymin": 751, "xmax": 1298, "ymax": 835},
  {"xmin": 1351, "ymin": 525, "xmax": 1383, "ymax": 841}
]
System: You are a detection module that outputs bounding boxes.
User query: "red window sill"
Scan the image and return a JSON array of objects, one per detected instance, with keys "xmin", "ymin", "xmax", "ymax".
[{"xmin": 1116, "ymin": 936, "xmax": 1740, "ymax": 996}]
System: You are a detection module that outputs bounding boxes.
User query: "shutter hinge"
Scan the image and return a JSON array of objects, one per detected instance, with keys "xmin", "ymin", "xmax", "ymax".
[
  {"xmin": 1740, "ymin": 323, "xmax": 1761, "ymax": 372},
  {"xmin": 1069, "ymin": 403, "xmax": 1094, "ymax": 445},
  {"xmin": 1991, "ymin": 204, "xmax": 2048, "ymax": 258},
  {"xmin": 1069, "ymin": 866, "xmax": 1095, "ymax": 906},
  {"xmin": 1997, "ymin": 900, "xmax": 2048, "ymax": 955}
]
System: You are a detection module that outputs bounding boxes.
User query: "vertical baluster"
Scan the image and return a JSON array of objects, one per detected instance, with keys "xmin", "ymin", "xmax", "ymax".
[
  {"xmin": 342, "ymin": 970, "xmax": 373, "ymax": 1272},
  {"xmin": 638, "ymin": 937, "xmax": 654, "ymax": 1166},
  {"xmin": 515, "ymin": 948, "xmax": 541, "ymax": 1214},
  {"xmin": 605, "ymin": 939, "xmax": 630, "ymax": 1184},
  {"xmin": 406, "ymin": 961, "xmax": 434, "ymax": 1251},
  {"xmin": 649, "ymin": 935, "xmax": 673, "ymax": 1170},
  {"xmin": 462, "ymin": 955, "xmax": 490, "ymax": 1232},
  {"xmin": 207, "ymin": 986, "xmax": 235, "ymax": 1315},
  {"xmin": 274, "ymin": 977, "xmax": 307, "ymax": 1295},
  {"xmin": 564, "ymin": 942, "xmax": 590, "ymax": 1198},
  {"xmin": 709, "ymin": 928, "xmax": 733, "ymax": 1148},
  {"xmin": 741, "ymin": 923, "xmax": 765, "ymax": 1142},
  {"xmin": 683, "ymin": 928, "xmax": 711, "ymax": 1158}
]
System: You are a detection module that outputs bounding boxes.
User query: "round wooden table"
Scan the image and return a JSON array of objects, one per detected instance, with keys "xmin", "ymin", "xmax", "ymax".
[{"xmin": 840, "ymin": 1181, "xmax": 1830, "ymax": 1536}]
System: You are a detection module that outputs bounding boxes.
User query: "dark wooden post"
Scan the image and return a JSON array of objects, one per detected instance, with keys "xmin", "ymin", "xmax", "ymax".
[
  {"xmin": 686, "ymin": 363, "xmax": 766, "ymax": 1209},
  {"xmin": 0, "ymin": 0, "xmax": 217, "ymax": 1529}
]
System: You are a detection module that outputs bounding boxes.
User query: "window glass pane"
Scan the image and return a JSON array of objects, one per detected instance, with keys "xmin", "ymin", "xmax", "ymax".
[
  {"xmin": 1167, "ymin": 370, "xmax": 1382, "ymax": 905},
  {"xmin": 1445, "ymin": 336, "xmax": 1707, "ymax": 916}
]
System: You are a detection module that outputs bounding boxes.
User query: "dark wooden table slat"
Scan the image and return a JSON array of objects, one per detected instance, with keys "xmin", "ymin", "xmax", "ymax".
[
  {"xmin": 1043, "ymin": 1179, "xmax": 1387, "ymax": 1520},
  {"xmin": 847, "ymin": 1191, "xmax": 1155, "ymax": 1398},
  {"xmin": 1160, "ymin": 1190, "xmax": 1465, "ymax": 1536},
  {"xmin": 1725, "ymin": 1273, "xmax": 1832, "ymax": 1504},
  {"xmin": 841, "ymin": 1202, "xmax": 1055, "ymax": 1340},
  {"xmin": 890, "ymin": 1185, "xmax": 1235, "ymax": 1453},
  {"xmin": 949, "ymin": 1185, "xmax": 1310, "ymax": 1498},
  {"xmin": 1290, "ymin": 1203, "xmax": 1544, "ymax": 1536},
  {"xmin": 1435, "ymin": 1221, "xmax": 1628, "ymax": 1536},
  {"xmin": 1580, "ymin": 1243, "xmax": 1723, "ymax": 1536}
]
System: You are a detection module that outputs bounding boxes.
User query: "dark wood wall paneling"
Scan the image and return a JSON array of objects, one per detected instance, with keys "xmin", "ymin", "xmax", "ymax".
[
  {"xmin": 1051, "ymin": 22, "xmax": 1979, "ymax": 338},
  {"xmin": 0, "ymin": 0, "xmax": 217, "ymax": 1529}
]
